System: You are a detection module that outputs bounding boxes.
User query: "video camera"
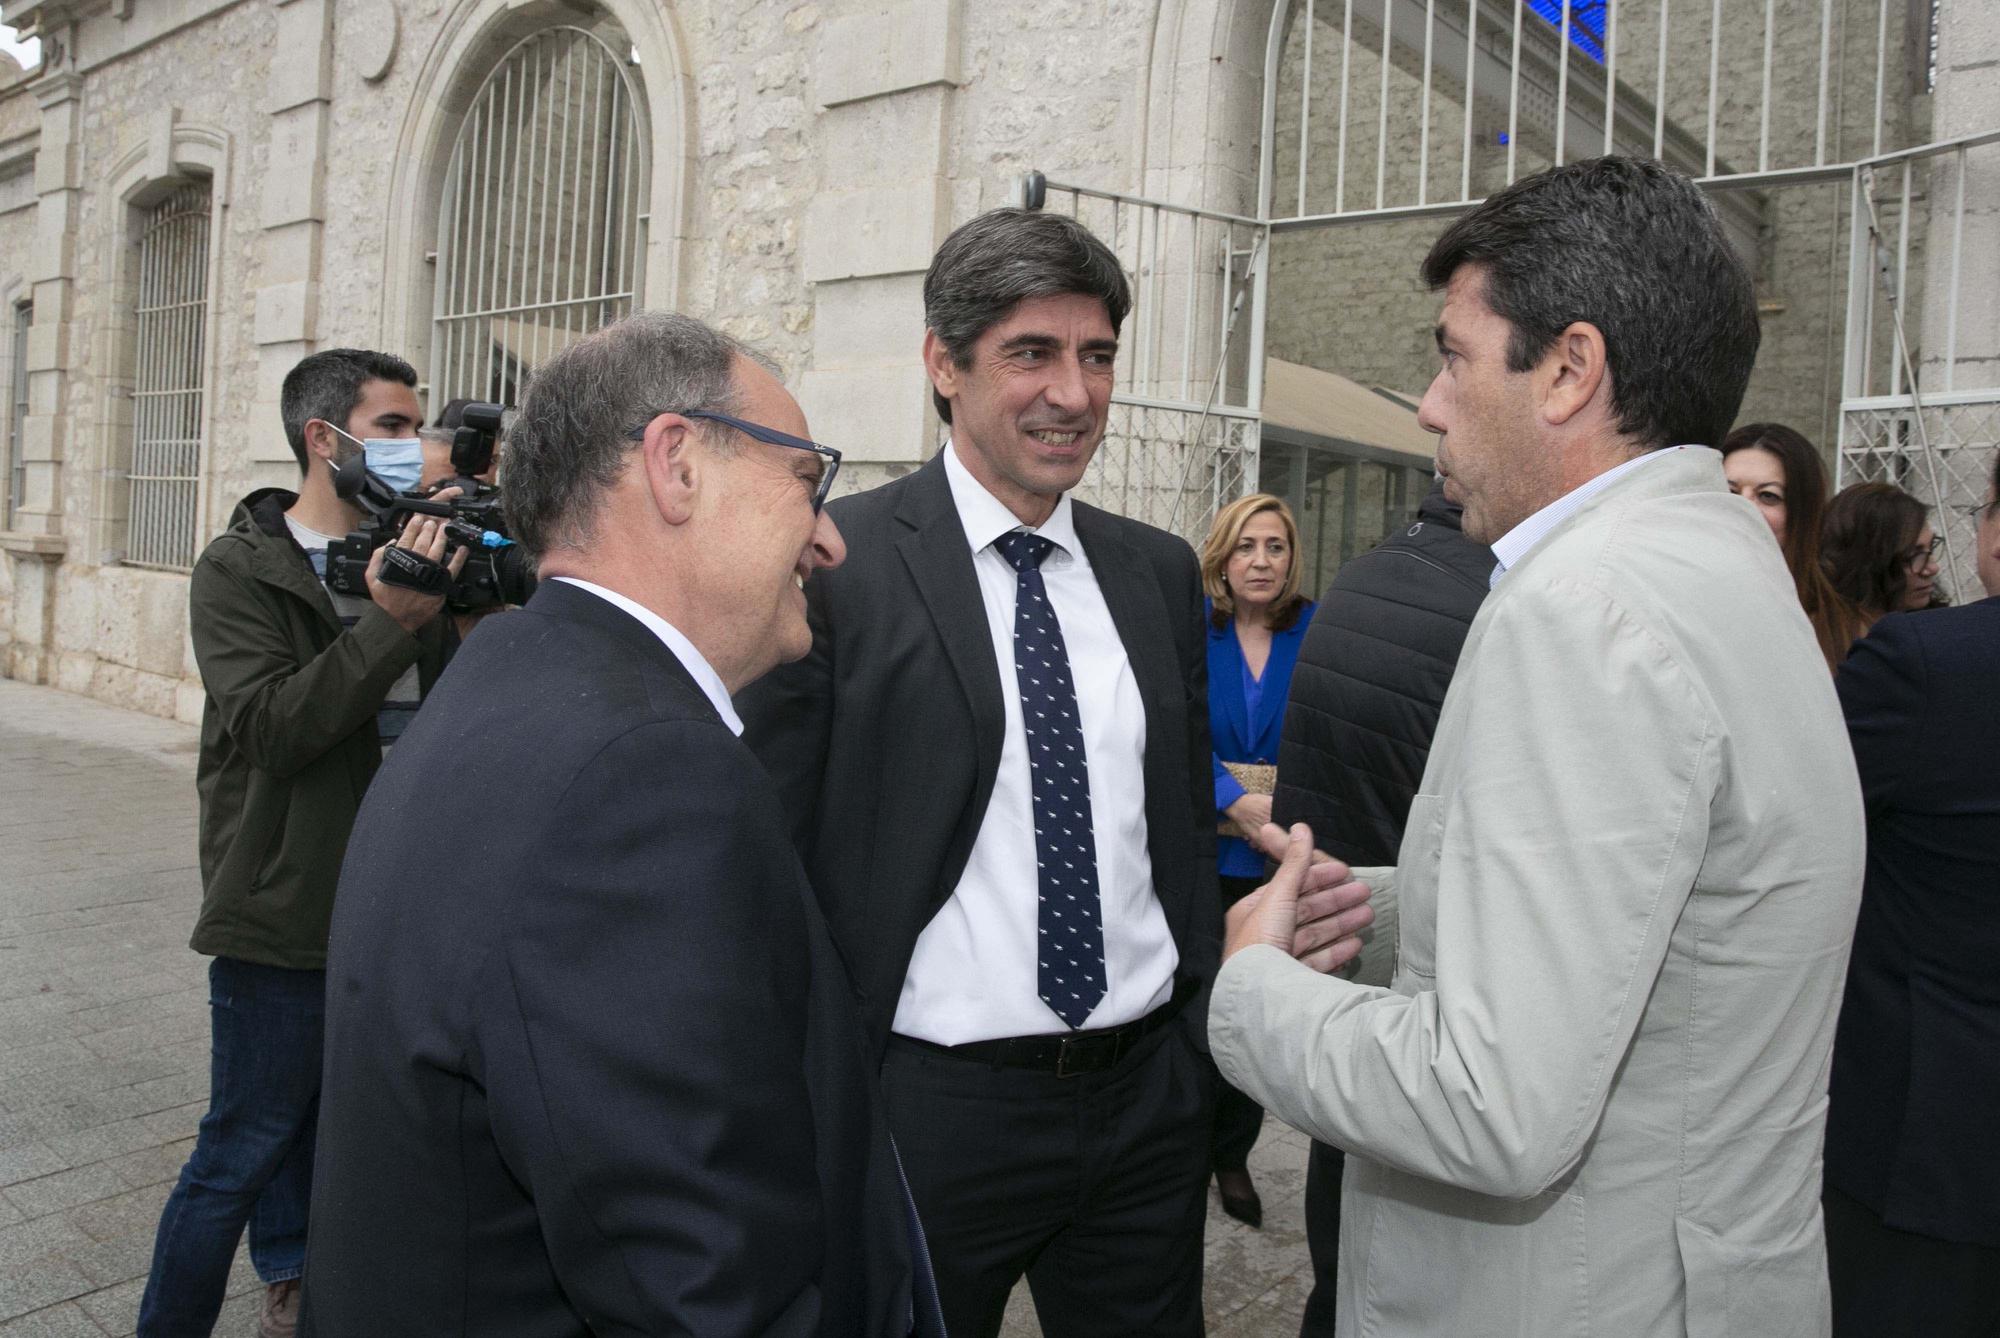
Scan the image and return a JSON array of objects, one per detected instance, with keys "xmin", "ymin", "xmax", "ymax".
[{"xmin": 323, "ymin": 400, "xmax": 538, "ymax": 613}]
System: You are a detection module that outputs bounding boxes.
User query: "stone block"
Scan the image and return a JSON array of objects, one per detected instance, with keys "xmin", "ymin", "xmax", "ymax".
[
  {"xmin": 253, "ymin": 280, "xmax": 319, "ymax": 347},
  {"xmin": 811, "ymin": 273, "xmax": 924, "ymax": 368},
  {"xmin": 258, "ymin": 217, "xmax": 323, "ymax": 286},
  {"xmin": 802, "ymin": 181, "xmax": 945, "ymax": 282},
  {"xmin": 796, "ymin": 362, "xmax": 933, "ymax": 464},
  {"xmin": 31, "ymin": 142, "xmax": 76, "ymax": 197},
  {"xmin": 816, "ymin": 0, "xmax": 961, "ymax": 109},
  {"xmin": 818, "ymin": 88, "xmax": 948, "ymax": 187},
  {"xmin": 268, "ymin": 0, "xmax": 333, "ymax": 112},
  {"xmin": 260, "ymin": 108, "xmax": 327, "ymax": 226},
  {"xmin": 22, "ymin": 321, "xmax": 67, "ymax": 377}
]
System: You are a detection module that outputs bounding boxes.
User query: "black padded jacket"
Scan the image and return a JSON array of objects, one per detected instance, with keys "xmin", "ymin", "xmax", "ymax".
[{"xmin": 1272, "ymin": 480, "xmax": 1495, "ymax": 867}]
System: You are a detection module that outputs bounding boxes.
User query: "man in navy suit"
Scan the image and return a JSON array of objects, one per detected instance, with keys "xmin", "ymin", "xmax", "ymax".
[
  {"xmin": 302, "ymin": 313, "xmax": 941, "ymax": 1336},
  {"xmin": 1823, "ymin": 450, "xmax": 2000, "ymax": 1337}
]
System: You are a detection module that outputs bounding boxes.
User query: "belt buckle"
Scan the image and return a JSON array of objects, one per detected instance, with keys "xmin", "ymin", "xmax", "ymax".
[{"xmin": 1055, "ymin": 1034, "xmax": 1086, "ymax": 1079}]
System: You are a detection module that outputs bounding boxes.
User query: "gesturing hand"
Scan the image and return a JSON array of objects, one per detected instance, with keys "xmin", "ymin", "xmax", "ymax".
[{"xmin": 1223, "ymin": 822, "xmax": 1375, "ymax": 974}]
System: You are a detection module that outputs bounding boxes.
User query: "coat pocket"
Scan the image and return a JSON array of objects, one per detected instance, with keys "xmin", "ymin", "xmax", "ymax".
[{"xmin": 1675, "ymin": 1214, "xmax": 1829, "ymax": 1338}]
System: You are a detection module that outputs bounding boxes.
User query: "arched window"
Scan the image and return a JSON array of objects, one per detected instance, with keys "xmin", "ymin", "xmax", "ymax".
[
  {"xmin": 430, "ymin": 26, "xmax": 647, "ymax": 407},
  {"xmin": 127, "ymin": 179, "xmax": 212, "ymax": 571}
]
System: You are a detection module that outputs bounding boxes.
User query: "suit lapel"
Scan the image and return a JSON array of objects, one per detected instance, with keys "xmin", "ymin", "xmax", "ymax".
[
  {"xmin": 1073, "ymin": 503, "xmax": 1177, "ymax": 719},
  {"xmin": 895, "ymin": 460, "xmax": 1007, "ymax": 800},
  {"xmin": 1208, "ymin": 622, "xmax": 1249, "ymax": 756}
]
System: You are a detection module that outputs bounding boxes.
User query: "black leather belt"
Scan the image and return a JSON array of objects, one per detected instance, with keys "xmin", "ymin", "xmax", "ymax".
[{"xmin": 895, "ymin": 980, "xmax": 1194, "ymax": 1079}]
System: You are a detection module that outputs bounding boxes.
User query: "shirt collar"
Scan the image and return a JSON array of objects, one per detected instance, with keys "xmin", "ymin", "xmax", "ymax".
[
  {"xmin": 941, "ymin": 441, "xmax": 1082, "ymax": 564},
  {"xmin": 1488, "ymin": 446, "xmax": 1686, "ymax": 588},
  {"xmin": 548, "ymin": 576, "xmax": 743, "ymax": 735}
]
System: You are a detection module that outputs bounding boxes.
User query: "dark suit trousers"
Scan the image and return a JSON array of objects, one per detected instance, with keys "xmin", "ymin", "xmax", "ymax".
[
  {"xmin": 1825, "ymin": 1184, "xmax": 2000, "ymax": 1338},
  {"xmin": 1209, "ymin": 875, "xmax": 1267, "ymax": 1173},
  {"xmin": 883, "ymin": 1023, "xmax": 1213, "ymax": 1338},
  {"xmin": 1298, "ymin": 1141, "xmax": 1346, "ymax": 1337}
]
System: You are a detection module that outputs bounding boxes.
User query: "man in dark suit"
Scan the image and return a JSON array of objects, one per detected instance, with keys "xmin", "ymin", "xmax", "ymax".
[
  {"xmin": 738, "ymin": 208, "xmax": 1223, "ymax": 1336},
  {"xmin": 1823, "ymin": 452, "xmax": 2000, "ymax": 1337},
  {"xmin": 302, "ymin": 313, "xmax": 941, "ymax": 1336}
]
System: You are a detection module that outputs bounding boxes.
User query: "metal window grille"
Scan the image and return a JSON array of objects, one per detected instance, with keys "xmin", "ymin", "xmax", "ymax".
[
  {"xmin": 128, "ymin": 180, "xmax": 211, "ymax": 572},
  {"xmin": 6, "ymin": 300, "xmax": 27, "ymax": 529},
  {"xmin": 431, "ymin": 27, "xmax": 647, "ymax": 408}
]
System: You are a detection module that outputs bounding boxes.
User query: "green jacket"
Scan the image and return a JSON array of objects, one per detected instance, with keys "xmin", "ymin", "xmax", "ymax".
[{"xmin": 188, "ymin": 488, "xmax": 448, "ymax": 969}]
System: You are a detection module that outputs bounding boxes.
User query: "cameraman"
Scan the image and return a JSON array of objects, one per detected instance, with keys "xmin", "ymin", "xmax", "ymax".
[{"xmin": 138, "ymin": 349, "xmax": 463, "ymax": 1338}]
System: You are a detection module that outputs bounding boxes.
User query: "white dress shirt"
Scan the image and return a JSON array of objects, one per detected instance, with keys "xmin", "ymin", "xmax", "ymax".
[
  {"xmin": 549, "ymin": 577, "xmax": 742, "ymax": 736},
  {"xmin": 1488, "ymin": 446, "xmax": 1686, "ymax": 588},
  {"xmin": 891, "ymin": 444, "xmax": 1179, "ymax": 1045}
]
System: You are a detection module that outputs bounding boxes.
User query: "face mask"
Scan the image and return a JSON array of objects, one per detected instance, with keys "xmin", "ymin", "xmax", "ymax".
[{"xmin": 329, "ymin": 423, "xmax": 424, "ymax": 493}]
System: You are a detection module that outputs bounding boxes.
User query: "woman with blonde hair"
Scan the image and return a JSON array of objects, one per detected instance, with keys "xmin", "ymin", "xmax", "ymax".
[{"xmin": 1197, "ymin": 491, "xmax": 1315, "ymax": 1228}]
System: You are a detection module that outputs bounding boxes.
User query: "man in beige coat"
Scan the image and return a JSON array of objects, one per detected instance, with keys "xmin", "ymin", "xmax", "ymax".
[{"xmin": 1212, "ymin": 157, "xmax": 1864, "ymax": 1337}]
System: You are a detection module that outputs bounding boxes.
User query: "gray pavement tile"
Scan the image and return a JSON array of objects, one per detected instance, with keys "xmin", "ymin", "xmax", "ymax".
[
  {"xmin": 0, "ymin": 1300, "xmax": 105, "ymax": 1337},
  {"xmin": 0, "ymin": 1256, "xmax": 93, "ymax": 1323},
  {"xmin": 0, "ymin": 1201, "xmax": 20, "ymax": 1231},
  {"xmin": 1, "ymin": 1165, "xmax": 128, "ymax": 1222},
  {"xmin": 42, "ymin": 1113, "xmax": 182, "ymax": 1173},
  {"xmin": 64, "ymin": 1187, "xmax": 167, "ymax": 1246},
  {"xmin": 0, "ymin": 1057, "xmax": 191, "ymax": 1116},
  {"xmin": 64, "ymin": 1275, "xmax": 141, "ymax": 1334},
  {"xmin": 0, "ymin": 1150, "xmax": 67, "ymax": 1195},
  {"xmin": 74, "ymin": 1017, "xmax": 204, "ymax": 1068},
  {"xmin": 64, "ymin": 1231, "xmax": 153, "ymax": 1291},
  {"xmin": 0, "ymin": 1050, "xmax": 97, "ymax": 1089},
  {"xmin": 104, "ymin": 1141, "xmax": 191, "ymax": 1195},
  {"xmin": 0, "ymin": 1216, "xmax": 93, "ymax": 1272}
]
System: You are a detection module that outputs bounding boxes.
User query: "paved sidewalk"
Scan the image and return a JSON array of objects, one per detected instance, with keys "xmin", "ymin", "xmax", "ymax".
[{"xmin": 0, "ymin": 677, "xmax": 1319, "ymax": 1335}]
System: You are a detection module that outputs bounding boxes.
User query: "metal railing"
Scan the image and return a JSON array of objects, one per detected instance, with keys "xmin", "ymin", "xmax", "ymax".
[
  {"xmin": 1836, "ymin": 133, "xmax": 2000, "ymax": 604},
  {"xmin": 1261, "ymin": 0, "xmax": 1936, "ymax": 227},
  {"xmin": 127, "ymin": 180, "xmax": 211, "ymax": 573},
  {"xmin": 430, "ymin": 26, "xmax": 648, "ymax": 409}
]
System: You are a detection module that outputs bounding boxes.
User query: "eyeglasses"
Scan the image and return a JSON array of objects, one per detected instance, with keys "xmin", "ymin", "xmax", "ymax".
[
  {"xmin": 627, "ymin": 409, "xmax": 842, "ymax": 513},
  {"xmin": 1958, "ymin": 499, "xmax": 2000, "ymax": 524},
  {"xmin": 1900, "ymin": 534, "xmax": 1944, "ymax": 568}
]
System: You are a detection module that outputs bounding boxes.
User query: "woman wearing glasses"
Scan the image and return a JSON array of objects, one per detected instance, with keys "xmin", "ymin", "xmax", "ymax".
[{"xmin": 1823, "ymin": 482, "xmax": 1947, "ymax": 635}]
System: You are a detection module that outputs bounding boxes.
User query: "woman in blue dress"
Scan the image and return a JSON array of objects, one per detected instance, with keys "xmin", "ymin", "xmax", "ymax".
[{"xmin": 1199, "ymin": 492, "xmax": 1314, "ymax": 1229}]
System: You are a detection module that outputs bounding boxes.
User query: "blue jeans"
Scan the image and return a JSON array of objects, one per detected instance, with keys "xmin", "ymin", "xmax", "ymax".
[{"xmin": 137, "ymin": 957, "xmax": 324, "ymax": 1336}]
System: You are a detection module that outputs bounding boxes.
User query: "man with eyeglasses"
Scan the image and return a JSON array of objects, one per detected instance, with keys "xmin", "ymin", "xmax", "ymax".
[
  {"xmin": 1823, "ymin": 450, "xmax": 2000, "ymax": 1336},
  {"xmin": 300, "ymin": 313, "xmax": 942, "ymax": 1336}
]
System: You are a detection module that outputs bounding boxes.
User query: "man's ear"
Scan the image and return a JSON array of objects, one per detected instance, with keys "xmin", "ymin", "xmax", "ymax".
[
  {"xmin": 301, "ymin": 418, "xmax": 341, "ymax": 463},
  {"xmin": 1538, "ymin": 321, "xmax": 1608, "ymax": 428},
  {"xmin": 639, "ymin": 414, "xmax": 700, "ymax": 526},
  {"xmin": 922, "ymin": 329, "xmax": 960, "ymax": 408}
]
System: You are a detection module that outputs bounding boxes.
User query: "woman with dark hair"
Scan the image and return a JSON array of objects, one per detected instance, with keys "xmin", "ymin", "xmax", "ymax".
[
  {"xmin": 1822, "ymin": 481, "xmax": 1947, "ymax": 631},
  {"xmin": 1721, "ymin": 423, "xmax": 1867, "ymax": 667},
  {"xmin": 1198, "ymin": 491, "xmax": 1314, "ymax": 1228}
]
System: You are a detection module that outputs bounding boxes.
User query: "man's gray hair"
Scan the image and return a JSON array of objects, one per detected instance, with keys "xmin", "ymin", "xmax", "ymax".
[{"xmin": 505, "ymin": 312, "xmax": 774, "ymax": 559}]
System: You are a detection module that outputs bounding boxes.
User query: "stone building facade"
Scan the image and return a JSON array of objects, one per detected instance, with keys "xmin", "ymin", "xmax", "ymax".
[{"xmin": 0, "ymin": 0, "xmax": 1989, "ymax": 719}]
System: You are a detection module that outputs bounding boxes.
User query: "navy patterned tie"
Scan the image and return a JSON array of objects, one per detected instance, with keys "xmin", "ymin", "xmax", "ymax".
[{"xmin": 994, "ymin": 530, "xmax": 1107, "ymax": 1031}]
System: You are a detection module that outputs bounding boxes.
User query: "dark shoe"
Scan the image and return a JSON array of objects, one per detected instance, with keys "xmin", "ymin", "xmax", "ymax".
[
  {"xmin": 259, "ymin": 1279, "xmax": 300, "ymax": 1338},
  {"xmin": 1216, "ymin": 1167, "xmax": 1263, "ymax": 1229}
]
